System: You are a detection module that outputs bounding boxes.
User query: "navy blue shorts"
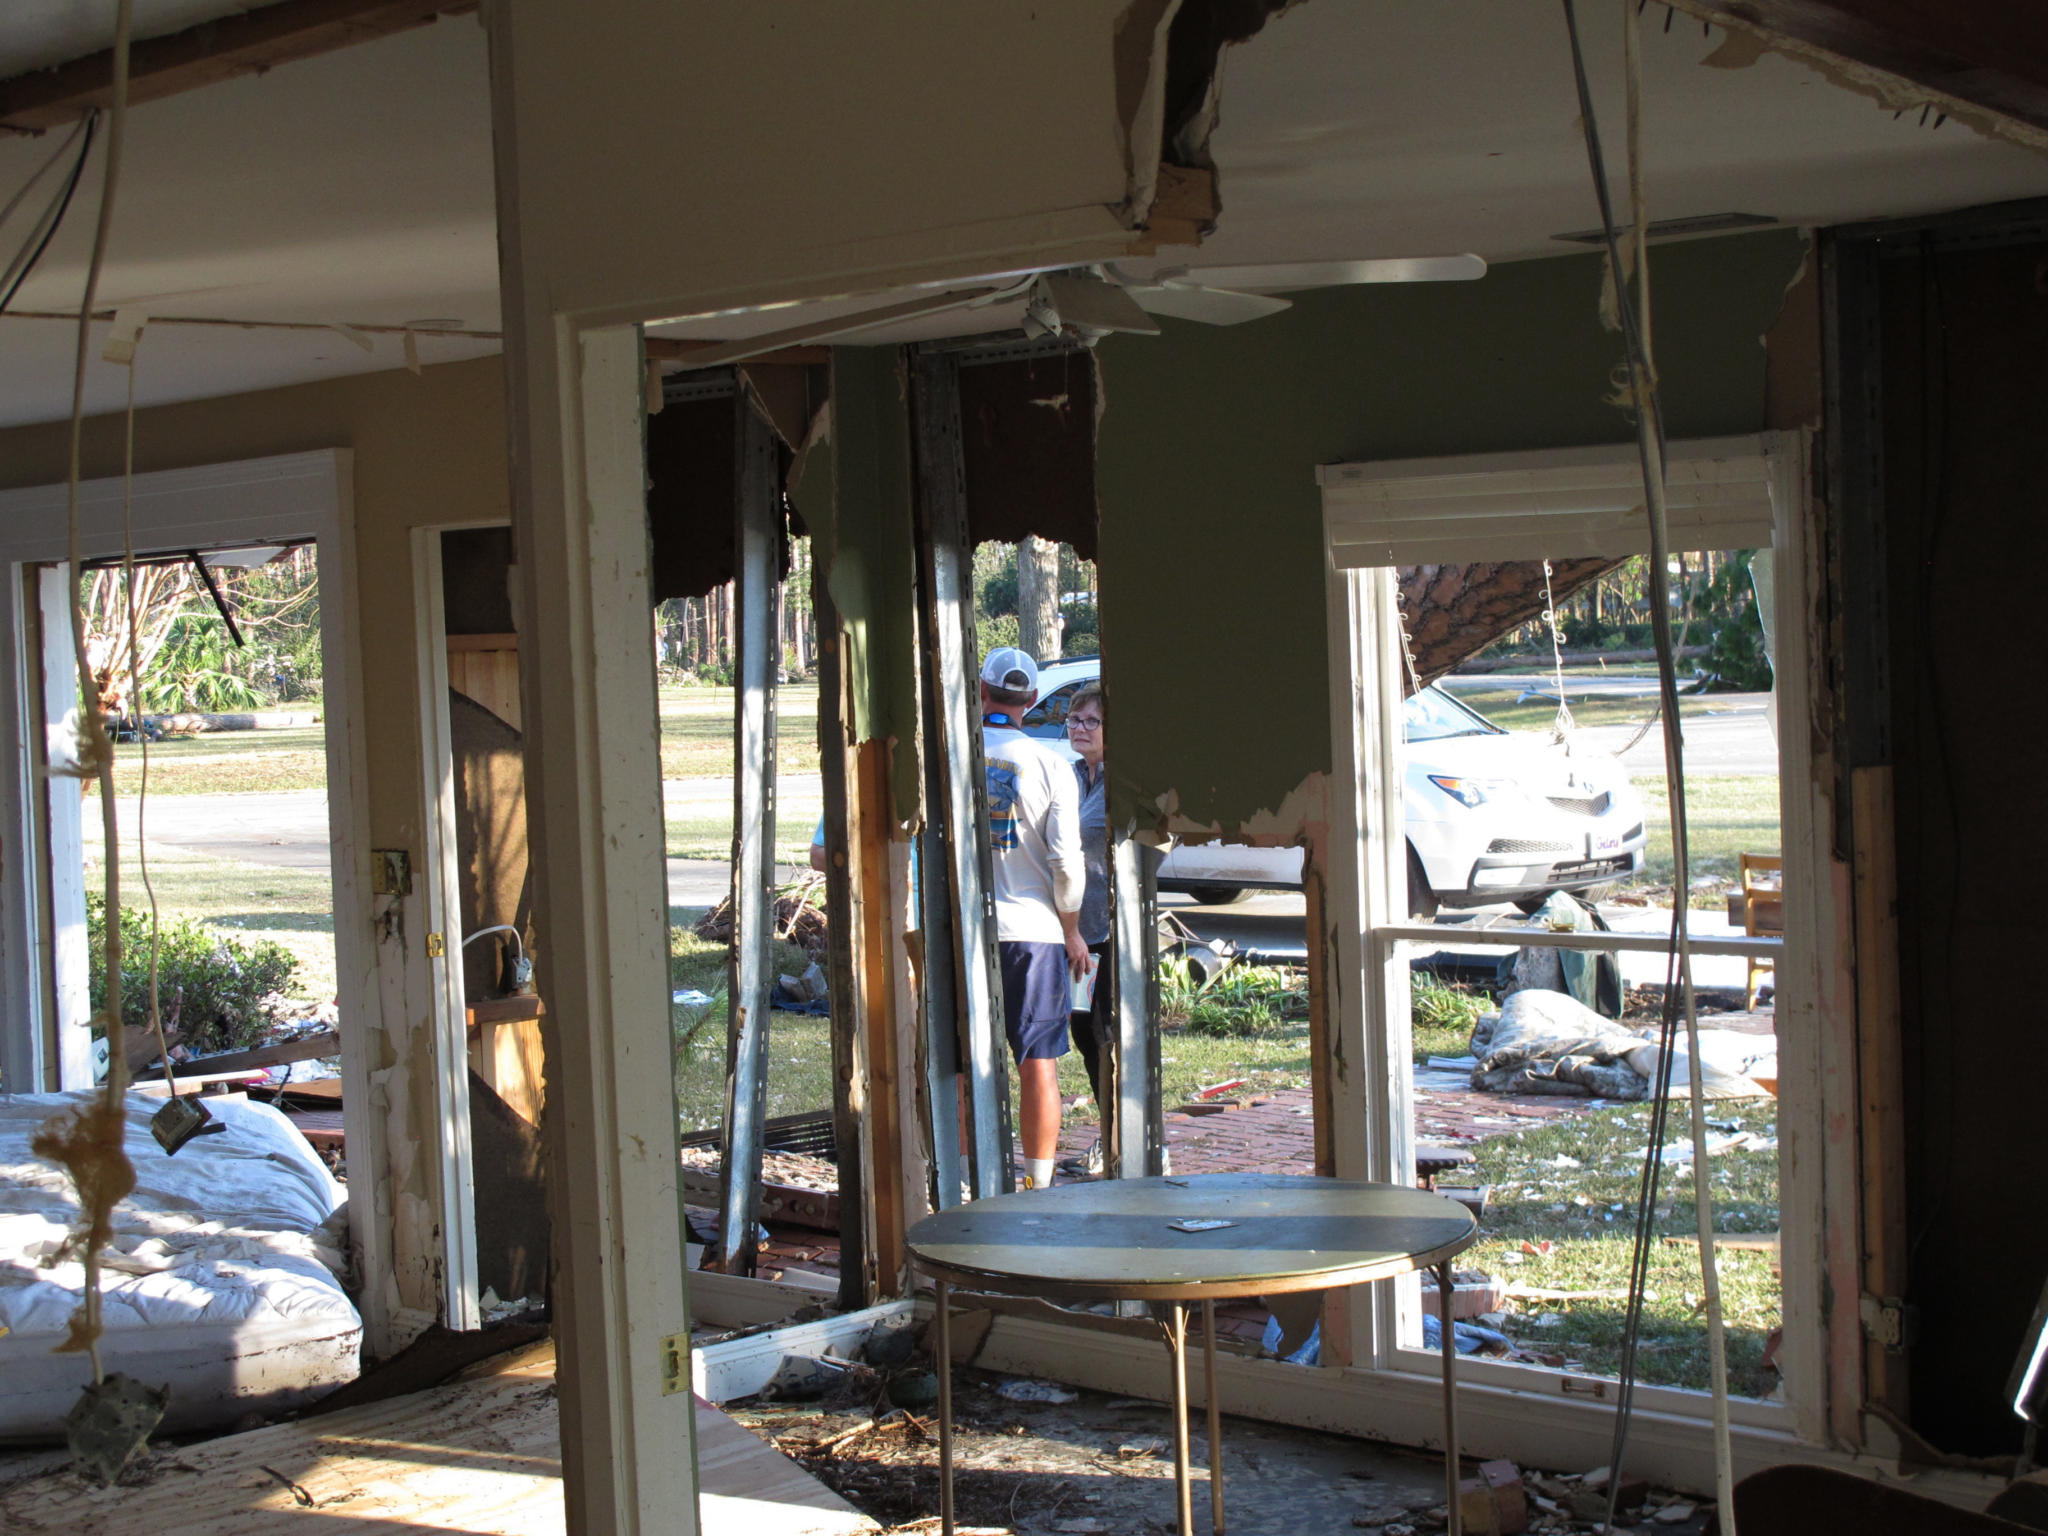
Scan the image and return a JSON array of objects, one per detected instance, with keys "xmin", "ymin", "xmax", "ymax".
[{"xmin": 999, "ymin": 941, "xmax": 1071, "ymax": 1061}]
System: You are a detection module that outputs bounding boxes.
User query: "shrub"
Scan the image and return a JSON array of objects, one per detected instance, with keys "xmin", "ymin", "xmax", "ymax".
[
  {"xmin": 1159, "ymin": 956, "xmax": 1306, "ymax": 1038},
  {"xmin": 86, "ymin": 896, "xmax": 300, "ymax": 1055},
  {"xmin": 975, "ymin": 614, "xmax": 1020, "ymax": 657},
  {"xmin": 1410, "ymin": 971, "xmax": 1490, "ymax": 1063}
]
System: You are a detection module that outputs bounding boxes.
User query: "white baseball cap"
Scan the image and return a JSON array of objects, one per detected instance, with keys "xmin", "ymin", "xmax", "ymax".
[{"xmin": 979, "ymin": 646, "xmax": 1038, "ymax": 692}]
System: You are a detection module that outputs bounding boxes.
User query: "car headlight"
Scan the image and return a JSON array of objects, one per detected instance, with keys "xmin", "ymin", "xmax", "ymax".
[{"xmin": 1427, "ymin": 774, "xmax": 1511, "ymax": 808}]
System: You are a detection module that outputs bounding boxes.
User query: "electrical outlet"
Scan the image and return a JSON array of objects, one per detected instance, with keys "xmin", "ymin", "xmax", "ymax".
[{"xmin": 372, "ymin": 849, "xmax": 411, "ymax": 896}]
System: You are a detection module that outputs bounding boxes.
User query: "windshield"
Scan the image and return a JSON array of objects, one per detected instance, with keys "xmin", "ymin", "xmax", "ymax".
[{"xmin": 1403, "ymin": 685, "xmax": 1504, "ymax": 742}]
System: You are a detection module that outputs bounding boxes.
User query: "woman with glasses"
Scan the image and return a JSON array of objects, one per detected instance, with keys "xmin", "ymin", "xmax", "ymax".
[{"xmin": 1060, "ymin": 681, "xmax": 1113, "ymax": 1177}]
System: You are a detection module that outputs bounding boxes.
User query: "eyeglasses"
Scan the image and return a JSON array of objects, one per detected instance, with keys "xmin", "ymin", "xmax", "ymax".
[{"xmin": 1066, "ymin": 715, "xmax": 1103, "ymax": 732}]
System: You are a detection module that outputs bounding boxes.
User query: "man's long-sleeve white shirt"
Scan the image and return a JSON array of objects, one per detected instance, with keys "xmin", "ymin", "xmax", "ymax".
[{"xmin": 982, "ymin": 722, "xmax": 1085, "ymax": 944}]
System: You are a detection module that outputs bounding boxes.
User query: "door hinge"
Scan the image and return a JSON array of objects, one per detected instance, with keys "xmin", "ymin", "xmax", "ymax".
[
  {"xmin": 660, "ymin": 1332, "xmax": 690, "ymax": 1396},
  {"xmin": 1860, "ymin": 1294, "xmax": 1917, "ymax": 1350},
  {"xmin": 426, "ymin": 932, "xmax": 445, "ymax": 958}
]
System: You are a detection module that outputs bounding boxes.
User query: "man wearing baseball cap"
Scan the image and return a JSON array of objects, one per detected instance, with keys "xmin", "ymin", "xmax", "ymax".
[{"xmin": 979, "ymin": 646, "xmax": 1088, "ymax": 1190}]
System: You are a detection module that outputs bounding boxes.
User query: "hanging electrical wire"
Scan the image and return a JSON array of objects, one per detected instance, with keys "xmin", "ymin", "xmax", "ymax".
[
  {"xmin": 0, "ymin": 111, "xmax": 93, "ymax": 243},
  {"xmin": 1557, "ymin": 0, "xmax": 1739, "ymax": 1527},
  {"xmin": 32, "ymin": 0, "xmax": 136, "ymax": 1423},
  {"xmin": 0, "ymin": 111, "xmax": 100, "ymax": 317}
]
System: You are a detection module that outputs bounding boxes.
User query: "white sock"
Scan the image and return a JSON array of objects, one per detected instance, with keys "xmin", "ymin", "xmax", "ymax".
[{"xmin": 1025, "ymin": 1158, "xmax": 1055, "ymax": 1189}]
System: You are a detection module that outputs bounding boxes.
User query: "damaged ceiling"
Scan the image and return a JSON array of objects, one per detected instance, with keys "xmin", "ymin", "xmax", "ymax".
[{"xmin": 1, "ymin": 0, "xmax": 2046, "ymax": 425}]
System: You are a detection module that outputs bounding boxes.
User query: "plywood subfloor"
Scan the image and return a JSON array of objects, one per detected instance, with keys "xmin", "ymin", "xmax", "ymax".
[{"xmin": 0, "ymin": 1342, "xmax": 875, "ymax": 1536}]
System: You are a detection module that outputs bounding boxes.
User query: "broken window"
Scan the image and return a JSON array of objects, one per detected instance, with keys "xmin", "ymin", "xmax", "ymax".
[{"xmin": 1324, "ymin": 436, "xmax": 1811, "ymax": 1425}]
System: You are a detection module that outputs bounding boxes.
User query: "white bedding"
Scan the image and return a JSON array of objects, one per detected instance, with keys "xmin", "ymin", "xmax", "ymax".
[{"xmin": 0, "ymin": 1090, "xmax": 361, "ymax": 1440}]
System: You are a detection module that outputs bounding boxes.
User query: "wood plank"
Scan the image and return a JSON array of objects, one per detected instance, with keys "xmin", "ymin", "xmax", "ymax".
[
  {"xmin": 470, "ymin": 1013, "xmax": 546, "ymax": 1125},
  {"xmin": 0, "ymin": 1344, "xmax": 875, "ymax": 1535},
  {"xmin": 0, "ymin": 0, "xmax": 477, "ymax": 133},
  {"xmin": 468, "ymin": 995, "xmax": 544, "ymax": 1028},
  {"xmin": 852, "ymin": 738, "xmax": 901, "ymax": 1300},
  {"xmin": 1304, "ymin": 865, "xmax": 1334, "ymax": 1180},
  {"xmin": 447, "ymin": 632, "xmax": 521, "ymax": 652},
  {"xmin": 148, "ymin": 1027, "xmax": 340, "ymax": 1077},
  {"xmin": 1851, "ymin": 763, "xmax": 1909, "ymax": 1419},
  {"xmin": 448, "ymin": 645, "xmax": 523, "ymax": 731}
]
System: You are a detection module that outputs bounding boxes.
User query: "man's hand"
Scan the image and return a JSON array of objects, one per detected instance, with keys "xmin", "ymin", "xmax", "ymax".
[{"xmin": 1063, "ymin": 925, "xmax": 1090, "ymax": 981}]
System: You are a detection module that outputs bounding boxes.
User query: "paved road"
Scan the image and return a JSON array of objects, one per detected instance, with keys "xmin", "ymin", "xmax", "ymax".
[
  {"xmin": 1440, "ymin": 672, "xmax": 1777, "ymax": 776},
  {"xmin": 90, "ymin": 785, "xmax": 809, "ymax": 911}
]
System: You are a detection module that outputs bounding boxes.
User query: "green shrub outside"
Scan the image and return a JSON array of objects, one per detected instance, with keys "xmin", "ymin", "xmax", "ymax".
[
  {"xmin": 86, "ymin": 895, "xmax": 300, "ymax": 1055},
  {"xmin": 975, "ymin": 614, "xmax": 1020, "ymax": 658}
]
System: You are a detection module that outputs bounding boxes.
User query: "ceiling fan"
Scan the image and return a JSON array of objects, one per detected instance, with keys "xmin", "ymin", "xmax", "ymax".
[{"xmin": 667, "ymin": 253, "xmax": 1486, "ymax": 368}]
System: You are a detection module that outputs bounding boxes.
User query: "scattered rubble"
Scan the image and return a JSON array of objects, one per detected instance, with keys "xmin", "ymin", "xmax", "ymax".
[{"xmin": 724, "ymin": 1353, "xmax": 1721, "ymax": 1535}]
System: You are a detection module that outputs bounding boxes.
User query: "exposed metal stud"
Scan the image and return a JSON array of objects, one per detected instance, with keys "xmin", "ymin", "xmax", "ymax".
[
  {"xmin": 718, "ymin": 396, "xmax": 781, "ymax": 1274},
  {"xmin": 908, "ymin": 345, "xmax": 1011, "ymax": 1200},
  {"xmin": 1110, "ymin": 832, "xmax": 1163, "ymax": 1179},
  {"xmin": 917, "ymin": 666, "xmax": 968, "ymax": 1208}
]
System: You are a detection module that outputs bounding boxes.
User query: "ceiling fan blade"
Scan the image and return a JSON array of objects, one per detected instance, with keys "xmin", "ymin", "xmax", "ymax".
[
  {"xmin": 1037, "ymin": 272, "xmax": 1160, "ymax": 336},
  {"xmin": 1181, "ymin": 255, "xmax": 1487, "ymax": 291},
  {"xmin": 1126, "ymin": 284, "xmax": 1294, "ymax": 326}
]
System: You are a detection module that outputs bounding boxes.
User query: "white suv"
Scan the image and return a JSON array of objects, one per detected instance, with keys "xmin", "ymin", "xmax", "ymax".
[{"xmin": 1021, "ymin": 659, "xmax": 1647, "ymax": 916}]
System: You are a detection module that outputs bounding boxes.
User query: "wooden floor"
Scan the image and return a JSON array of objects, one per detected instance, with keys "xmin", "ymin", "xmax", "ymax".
[{"xmin": 1, "ymin": 1343, "xmax": 876, "ymax": 1535}]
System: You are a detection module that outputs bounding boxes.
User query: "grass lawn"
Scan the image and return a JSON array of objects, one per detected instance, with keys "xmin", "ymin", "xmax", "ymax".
[
  {"xmin": 1458, "ymin": 1097, "xmax": 1782, "ymax": 1398},
  {"xmin": 667, "ymin": 917, "xmax": 1316, "ymax": 1136},
  {"xmin": 81, "ymin": 842, "xmax": 337, "ymax": 1010},
  {"xmin": 85, "ymin": 681, "xmax": 827, "ymax": 798},
  {"xmin": 1450, "ymin": 684, "xmax": 1723, "ymax": 737},
  {"xmin": 663, "ymin": 782, "xmax": 824, "ymax": 866},
  {"xmin": 93, "ymin": 724, "xmax": 330, "ymax": 797},
  {"xmin": 1625, "ymin": 774, "xmax": 1781, "ymax": 907},
  {"xmin": 659, "ymin": 681, "xmax": 821, "ymax": 780},
  {"xmin": 669, "ymin": 914, "xmax": 836, "ymax": 1132}
]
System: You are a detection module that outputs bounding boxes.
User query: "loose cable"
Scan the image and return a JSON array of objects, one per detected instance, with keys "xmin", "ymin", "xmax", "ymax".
[{"xmin": 1558, "ymin": 0, "xmax": 1738, "ymax": 1525}]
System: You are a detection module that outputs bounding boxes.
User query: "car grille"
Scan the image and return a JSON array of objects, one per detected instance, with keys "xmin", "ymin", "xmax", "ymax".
[
  {"xmin": 1546, "ymin": 792, "xmax": 1612, "ymax": 817},
  {"xmin": 1551, "ymin": 857, "xmax": 1633, "ymax": 880},
  {"xmin": 1487, "ymin": 838, "xmax": 1575, "ymax": 855}
]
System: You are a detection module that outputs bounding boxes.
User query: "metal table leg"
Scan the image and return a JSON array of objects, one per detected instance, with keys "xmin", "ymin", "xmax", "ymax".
[
  {"xmin": 936, "ymin": 1279, "xmax": 955, "ymax": 1536},
  {"xmin": 1437, "ymin": 1260, "xmax": 1462, "ymax": 1536},
  {"xmin": 1164, "ymin": 1301, "xmax": 1193, "ymax": 1536},
  {"xmin": 1203, "ymin": 1298, "xmax": 1224, "ymax": 1535}
]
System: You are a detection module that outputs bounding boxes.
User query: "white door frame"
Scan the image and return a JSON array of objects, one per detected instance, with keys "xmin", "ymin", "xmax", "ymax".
[{"xmin": 411, "ymin": 524, "xmax": 486, "ymax": 1332}]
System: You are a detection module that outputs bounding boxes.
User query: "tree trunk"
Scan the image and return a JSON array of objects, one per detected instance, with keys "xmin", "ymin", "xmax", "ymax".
[
  {"xmin": 1397, "ymin": 557, "xmax": 1625, "ymax": 689},
  {"xmin": 1015, "ymin": 535, "xmax": 1062, "ymax": 662}
]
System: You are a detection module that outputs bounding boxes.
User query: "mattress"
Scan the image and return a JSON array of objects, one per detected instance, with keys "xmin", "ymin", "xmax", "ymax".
[{"xmin": 0, "ymin": 1089, "xmax": 361, "ymax": 1441}]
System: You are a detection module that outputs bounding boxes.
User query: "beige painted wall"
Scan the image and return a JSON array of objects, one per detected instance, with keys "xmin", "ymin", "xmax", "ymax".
[{"xmin": 0, "ymin": 355, "xmax": 510, "ymax": 853}]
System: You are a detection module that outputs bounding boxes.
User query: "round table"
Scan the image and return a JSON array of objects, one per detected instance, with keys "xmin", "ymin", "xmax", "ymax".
[{"xmin": 905, "ymin": 1172, "xmax": 1480, "ymax": 1536}]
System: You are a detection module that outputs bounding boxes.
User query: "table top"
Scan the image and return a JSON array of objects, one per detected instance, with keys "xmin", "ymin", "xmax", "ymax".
[{"xmin": 904, "ymin": 1172, "xmax": 1478, "ymax": 1302}]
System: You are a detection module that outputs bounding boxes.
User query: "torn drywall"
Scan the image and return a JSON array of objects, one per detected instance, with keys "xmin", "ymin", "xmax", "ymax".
[{"xmin": 1665, "ymin": 0, "xmax": 2048, "ymax": 153}]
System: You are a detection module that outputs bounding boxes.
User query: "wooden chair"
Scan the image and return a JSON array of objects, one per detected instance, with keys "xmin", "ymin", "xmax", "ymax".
[{"xmin": 1738, "ymin": 852, "xmax": 1783, "ymax": 1008}]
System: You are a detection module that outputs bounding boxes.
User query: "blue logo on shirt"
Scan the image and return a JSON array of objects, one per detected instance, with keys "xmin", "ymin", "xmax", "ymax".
[{"xmin": 986, "ymin": 761, "xmax": 1021, "ymax": 851}]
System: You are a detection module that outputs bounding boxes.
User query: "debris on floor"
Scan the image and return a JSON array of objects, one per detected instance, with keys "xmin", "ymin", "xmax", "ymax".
[{"xmin": 723, "ymin": 1356, "xmax": 1722, "ymax": 1535}]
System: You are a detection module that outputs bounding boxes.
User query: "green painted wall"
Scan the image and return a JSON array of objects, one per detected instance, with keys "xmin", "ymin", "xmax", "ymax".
[
  {"xmin": 1092, "ymin": 230, "xmax": 1809, "ymax": 831},
  {"xmin": 818, "ymin": 345, "xmax": 922, "ymax": 819}
]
